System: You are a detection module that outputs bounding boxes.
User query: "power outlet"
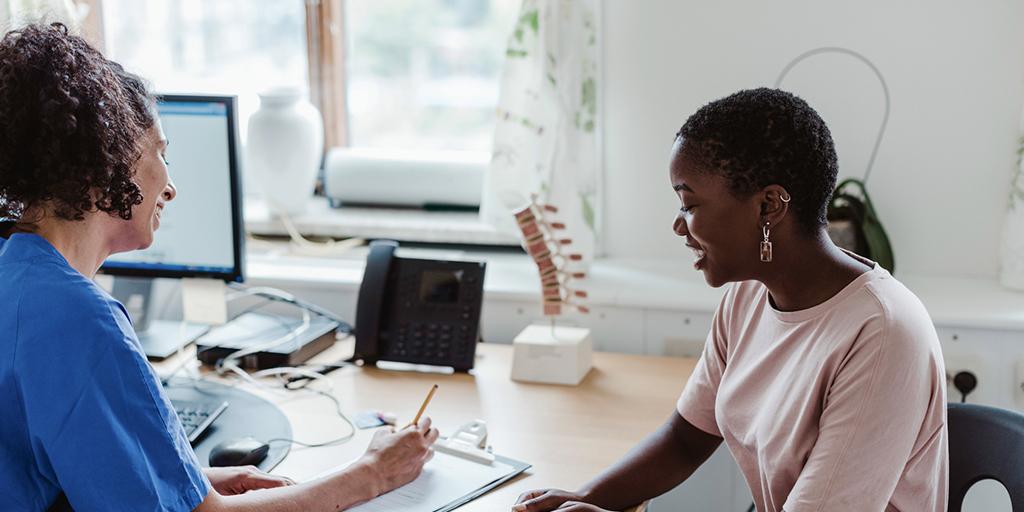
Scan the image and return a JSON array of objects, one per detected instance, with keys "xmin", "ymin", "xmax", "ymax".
[{"xmin": 944, "ymin": 352, "xmax": 985, "ymax": 404}]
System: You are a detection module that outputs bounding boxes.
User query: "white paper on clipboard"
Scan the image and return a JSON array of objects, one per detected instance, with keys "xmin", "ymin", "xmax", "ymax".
[
  {"xmin": 310, "ymin": 448, "xmax": 529, "ymax": 512},
  {"xmin": 348, "ymin": 452, "xmax": 516, "ymax": 511}
]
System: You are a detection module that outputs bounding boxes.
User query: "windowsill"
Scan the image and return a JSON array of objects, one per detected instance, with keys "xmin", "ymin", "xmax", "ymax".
[
  {"xmin": 244, "ymin": 196, "xmax": 521, "ymax": 246},
  {"xmin": 244, "ymin": 239, "xmax": 1024, "ymax": 332}
]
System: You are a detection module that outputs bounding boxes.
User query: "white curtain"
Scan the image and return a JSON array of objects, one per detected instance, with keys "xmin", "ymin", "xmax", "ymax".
[
  {"xmin": 999, "ymin": 114, "xmax": 1024, "ymax": 290},
  {"xmin": 481, "ymin": 0, "xmax": 600, "ymax": 265}
]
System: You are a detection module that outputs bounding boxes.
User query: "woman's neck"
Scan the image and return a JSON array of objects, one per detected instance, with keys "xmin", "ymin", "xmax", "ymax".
[
  {"xmin": 17, "ymin": 213, "xmax": 115, "ymax": 278},
  {"xmin": 760, "ymin": 231, "xmax": 873, "ymax": 312}
]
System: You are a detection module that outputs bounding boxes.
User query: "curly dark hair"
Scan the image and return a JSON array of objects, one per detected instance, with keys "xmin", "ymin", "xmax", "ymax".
[
  {"xmin": 0, "ymin": 23, "xmax": 156, "ymax": 222},
  {"xmin": 676, "ymin": 87, "xmax": 838, "ymax": 235}
]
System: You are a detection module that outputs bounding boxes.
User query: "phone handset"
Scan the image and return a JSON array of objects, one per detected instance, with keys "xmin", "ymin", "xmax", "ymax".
[{"xmin": 352, "ymin": 240, "xmax": 398, "ymax": 363}]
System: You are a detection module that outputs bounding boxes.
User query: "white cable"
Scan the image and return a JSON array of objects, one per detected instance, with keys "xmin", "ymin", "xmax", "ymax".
[
  {"xmin": 214, "ymin": 308, "xmax": 311, "ymax": 374},
  {"xmin": 225, "ymin": 283, "xmax": 350, "ymax": 329},
  {"xmin": 207, "ymin": 361, "xmax": 357, "ymax": 447},
  {"xmin": 167, "ymin": 283, "xmax": 358, "ymax": 446},
  {"xmin": 774, "ymin": 46, "xmax": 891, "ymax": 185},
  {"xmin": 277, "ymin": 210, "xmax": 365, "ymax": 257},
  {"xmin": 225, "ymin": 285, "xmax": 300, "ymax": 305}
]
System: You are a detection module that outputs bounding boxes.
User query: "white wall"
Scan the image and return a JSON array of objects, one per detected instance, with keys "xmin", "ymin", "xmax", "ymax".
[{"xmin": 601, "ymin": 0, "xmax": 1024, "ymax": 279}]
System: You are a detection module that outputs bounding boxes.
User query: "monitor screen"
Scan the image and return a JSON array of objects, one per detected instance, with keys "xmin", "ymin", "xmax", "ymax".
[{"xmin": 100, "ymin": 95, "xmax": 244, "ymax": 282}]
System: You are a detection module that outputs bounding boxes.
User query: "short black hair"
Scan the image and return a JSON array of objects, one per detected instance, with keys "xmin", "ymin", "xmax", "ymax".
[
  {"xmin": 0, "ymin": 23, "xmax": 156, "ymax": 222},
  {"xmin": 676, "ymin": 87, "xmax": 838, "ymax": 235}
]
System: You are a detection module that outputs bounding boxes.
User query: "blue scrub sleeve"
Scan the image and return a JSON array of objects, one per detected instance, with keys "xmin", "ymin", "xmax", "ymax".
[{"xmin": 18, "ymin": 296, "xmax": 210, "ymax": 512}]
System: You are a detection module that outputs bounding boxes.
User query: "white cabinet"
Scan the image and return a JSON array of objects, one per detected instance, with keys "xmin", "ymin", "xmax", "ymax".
[
  {"xmin": 478, "ymin": 300, "xmax": 538, "ymax": 345},
  {"xmin": 585, "ymin": 306, "xmax": 647, "ymax": 353},
  {"xmin": 644, "ymin": 309, "xmax": 713, "ymax": 357},
  {"xmin": 649, "ymin": 445, "xmax": 752, "ymax": 512},
  {"xmin": 937, "ymin": 326, "xmax": 1024, "ymax": 411}
]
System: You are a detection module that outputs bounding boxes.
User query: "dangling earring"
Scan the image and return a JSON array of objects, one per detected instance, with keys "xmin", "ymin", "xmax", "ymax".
[{"xmin": 760, "ymin": 221, "xmax": 773, "ymax": 262}]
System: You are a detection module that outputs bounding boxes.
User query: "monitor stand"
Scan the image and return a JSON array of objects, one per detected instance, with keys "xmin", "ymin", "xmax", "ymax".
[{"xmin": 111, "ymin": 277, "xmax": 209, "ymax": 360}]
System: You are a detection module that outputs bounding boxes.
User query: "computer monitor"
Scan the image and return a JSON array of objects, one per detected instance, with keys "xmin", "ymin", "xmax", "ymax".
[
  {"xmin": 102, "ymin": 95, "xmax": 244, "ymax": 281},
  {"xmin": 100, "ymin": 94, "xmax": 245, "ymax": 358}
]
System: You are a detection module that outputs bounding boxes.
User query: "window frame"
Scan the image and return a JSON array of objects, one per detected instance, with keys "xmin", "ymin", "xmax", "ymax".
[
  {"xmin": 76, "ymin": 0, "xmax": 106, "ymax": 52},
  {"xmin": 304, "ymin": 0, "xmax": 349, "ymax": 148}
]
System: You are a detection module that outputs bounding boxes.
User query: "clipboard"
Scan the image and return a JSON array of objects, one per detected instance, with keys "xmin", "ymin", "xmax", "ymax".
[
  {"xmin": 424, "ymin": 419, "xmax": 530, "ymax": 510},
  {"xmin": 326, "ymin": 420, "xmax": 531, "ymax": 512},
  {"xmin": 434, "ymin": 453, "xmax": 531, "ymax": 512}
]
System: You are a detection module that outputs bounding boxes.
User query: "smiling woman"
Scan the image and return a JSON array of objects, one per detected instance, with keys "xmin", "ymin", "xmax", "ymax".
[
  {"xmin": 512, "ymin": 88, "xmax": 948, "ymax": 512},
  {"xmin": 0, "ymin": 23, "xmax": 439, "ymax": 512}
]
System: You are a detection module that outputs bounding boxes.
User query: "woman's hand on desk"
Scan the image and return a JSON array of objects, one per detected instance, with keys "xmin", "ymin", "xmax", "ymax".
[
  {"xmin": 553, "ymin": 504, "xmax": 613, "ymax": 512},
  {"xmin": 357, "ymin": 417, "xmax": 439, "ymax": 496},
  {"xmin": 512, "ymin": 490, "xmax": 612, "ymax": 512},
  {"xmin": 203, "ymin": 466, "xmax": 295, "ymax": 495}
]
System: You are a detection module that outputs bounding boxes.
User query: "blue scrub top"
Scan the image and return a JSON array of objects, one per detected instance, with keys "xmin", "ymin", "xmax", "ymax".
[{"xmin": 0, "ymin": 232, "xmax": 210, "ymax": 511}]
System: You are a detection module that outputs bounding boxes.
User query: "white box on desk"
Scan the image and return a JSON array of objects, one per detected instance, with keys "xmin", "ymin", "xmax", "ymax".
[{"xmin": 510, "ymin": 324, "xmax": 593, "ymax": 385}]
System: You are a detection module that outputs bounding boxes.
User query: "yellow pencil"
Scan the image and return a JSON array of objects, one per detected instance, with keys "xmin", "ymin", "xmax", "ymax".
[{"xmin": 405, "ymin": 384, "xmax": 438, "ymax": 429}]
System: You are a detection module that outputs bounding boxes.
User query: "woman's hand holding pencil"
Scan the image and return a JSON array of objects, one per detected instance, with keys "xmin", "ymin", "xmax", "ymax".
[
  {"xmin": 351, "ymin": 384, "xmax": 441, "ymax": 498},
  {"xmin": 405, "ymin": 384, "xmax": 439, "ymax": 430}
]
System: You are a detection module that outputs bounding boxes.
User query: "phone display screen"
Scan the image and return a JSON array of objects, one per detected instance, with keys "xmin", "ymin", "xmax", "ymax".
[{"xmin": 419, "ymin": 270, "xmax": 463, "ymax": 304}]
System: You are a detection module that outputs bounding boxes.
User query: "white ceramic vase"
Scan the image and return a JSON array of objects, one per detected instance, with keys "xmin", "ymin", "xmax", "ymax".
[{"xmin": 247, "ymin": 88, "xmax": 324, "ymax": 216}]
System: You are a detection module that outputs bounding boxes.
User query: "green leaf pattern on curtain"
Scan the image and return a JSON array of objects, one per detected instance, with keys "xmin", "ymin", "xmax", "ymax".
[
  {"xmin": 1012, "ymin": 136, "xmax": 1024, "ymax": 209},
  {"xmin": 999, "ymin": 125, "xmax": 1024, "ymax": 289},
  {"xmin": 480, "ymin": 0, "xmax": 600, "ymax": 265}
]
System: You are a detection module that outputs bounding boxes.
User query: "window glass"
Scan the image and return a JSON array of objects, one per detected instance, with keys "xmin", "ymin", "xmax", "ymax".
[
  {"xmin": 105, "ymin": 0, "xmax": 519, "ymax": 154},
  {"xmin": 346, "ymin": 0, "xmax": 519, "ymax": 152},
  {"xmin": 103, "ymin": 0, "xmax": 309, "ymax": 139}
]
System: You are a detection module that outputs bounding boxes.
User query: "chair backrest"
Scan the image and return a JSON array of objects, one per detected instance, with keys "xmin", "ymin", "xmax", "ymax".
[{"xmin": 948, "ymin": 403, "xmax": 1024, "ymax": 511}]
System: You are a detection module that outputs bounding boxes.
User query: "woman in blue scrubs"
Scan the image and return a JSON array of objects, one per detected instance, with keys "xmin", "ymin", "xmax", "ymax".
[{"xmin": 0, "ymin": 24, "xmax": 438, "ymax": 511}]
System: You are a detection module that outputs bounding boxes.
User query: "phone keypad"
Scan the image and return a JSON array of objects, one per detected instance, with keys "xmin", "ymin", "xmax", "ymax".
[{"xmin": 390, "ymin": 321, "xmax": 474, "ymax": 366}]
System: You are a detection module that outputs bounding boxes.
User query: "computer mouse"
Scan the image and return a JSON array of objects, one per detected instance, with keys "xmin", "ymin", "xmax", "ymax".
[{"xmin": 208, "ymin": 437, "xmax": 270, "ymax": 467}]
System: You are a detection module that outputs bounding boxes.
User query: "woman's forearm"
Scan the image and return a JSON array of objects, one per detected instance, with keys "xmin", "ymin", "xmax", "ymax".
[
  {"xmin": 579, "ymin": 412, "xmax": 722, "ymax": 510},
  {"xmin": 197, "ymin": 460, "xmax": 381, "ymax": 512},
  {"xmin": 198, "ymin": 419, "xmax": 438, "ymax": 511}
]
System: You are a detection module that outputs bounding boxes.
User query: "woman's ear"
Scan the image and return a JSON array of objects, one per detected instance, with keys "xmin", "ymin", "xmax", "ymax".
[{"xmin": 759, "ymin": 185, "xmax": 792, "ymax": 225}]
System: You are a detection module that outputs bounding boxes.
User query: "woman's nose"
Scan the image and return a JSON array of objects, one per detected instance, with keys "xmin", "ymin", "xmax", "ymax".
[
  {"xmin": 672, "ymin": 211, "xmax": 688, "ymax": 237},
  {"xmin": 163, "ymin": 179, "xmax": 177, "ymax": 202}
]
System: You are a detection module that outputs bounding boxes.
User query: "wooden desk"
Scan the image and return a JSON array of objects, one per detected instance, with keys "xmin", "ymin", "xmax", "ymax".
[{"xmin": 184, "ymin": 342, "xmax": 696, "ymax": 511}]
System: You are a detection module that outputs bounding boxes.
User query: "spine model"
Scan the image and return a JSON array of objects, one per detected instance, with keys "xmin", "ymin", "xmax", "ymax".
[{"xmin": 513, "ymin": 196, "xmax": 589, "ymax": 317}]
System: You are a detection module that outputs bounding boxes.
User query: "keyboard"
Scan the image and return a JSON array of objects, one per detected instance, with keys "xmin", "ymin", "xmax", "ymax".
[{"xmin": 171, "ymin": 399, "xmax": 229, "ymax": 443}]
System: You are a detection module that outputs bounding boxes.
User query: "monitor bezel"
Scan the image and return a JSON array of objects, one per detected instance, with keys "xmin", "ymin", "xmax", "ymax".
[{"xmin": 99, "ymin": 94, "xmax": 246, "ymax": 283}]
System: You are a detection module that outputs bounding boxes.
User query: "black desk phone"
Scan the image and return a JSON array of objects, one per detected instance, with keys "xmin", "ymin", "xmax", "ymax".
[{"xmin": 351, "ymin": 240, "xmax": 486, "ymax": 372}]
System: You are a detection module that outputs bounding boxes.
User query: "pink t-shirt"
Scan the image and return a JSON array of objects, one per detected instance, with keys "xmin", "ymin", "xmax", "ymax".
[{"xmin": 678, "ymin": 263, "xmax": 948, "ymax": 512}]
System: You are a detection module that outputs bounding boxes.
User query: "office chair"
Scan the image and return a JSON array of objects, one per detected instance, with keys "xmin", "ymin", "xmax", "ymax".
[{"xmin": 948, "ymin": 402, "xmax": 1024, "ymax": 511}]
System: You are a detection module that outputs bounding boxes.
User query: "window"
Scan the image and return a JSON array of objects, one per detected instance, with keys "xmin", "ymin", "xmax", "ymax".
[
  {"xmin": 103, "ymin": 0, "xmax": 309, "ymax": 139},
  {"xmin": 102, "ymin": 0, "xmax": 518, "ymax": 154},
  {"xmin": 99, "ymin": 0, "xmax": 523, "ymax": 235},
  {"xmin": 345, "ymin": 0, "xmax": 518, "ymax": 152}
]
